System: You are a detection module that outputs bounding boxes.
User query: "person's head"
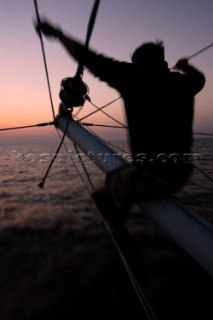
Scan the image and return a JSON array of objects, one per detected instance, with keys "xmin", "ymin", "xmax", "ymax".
[{"xmin": 132, "ymin": 40, "xmax": 167, "ymax": 69}]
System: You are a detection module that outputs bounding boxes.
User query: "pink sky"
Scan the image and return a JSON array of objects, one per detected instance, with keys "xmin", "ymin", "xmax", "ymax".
[{"xmin": 0, "ymin": 0, "xmax": 212, "ymax": 143}]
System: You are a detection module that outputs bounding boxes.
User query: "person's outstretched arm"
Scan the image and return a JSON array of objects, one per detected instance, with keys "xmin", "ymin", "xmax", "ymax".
[
  {"xmin": 35, "ymin": 20, "xmax": 87, "ymax": 63},
  {"xmin": 35, "ymin": 20, "xmax": 128, "ymax": 88},
  {"xmin": 174, "ymin": 58, "xmax": 205, "ymax": 94}
]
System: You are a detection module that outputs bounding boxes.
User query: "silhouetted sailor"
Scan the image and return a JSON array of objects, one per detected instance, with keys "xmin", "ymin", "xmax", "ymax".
[{"xmin": 36, "ymin": 20, "xmax": 205, "ymax": 207}]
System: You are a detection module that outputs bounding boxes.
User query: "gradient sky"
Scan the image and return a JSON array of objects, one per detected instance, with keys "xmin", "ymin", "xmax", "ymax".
[{"xmin": 0, "ymin": 0, "xmax": 213, "ymax": 143}]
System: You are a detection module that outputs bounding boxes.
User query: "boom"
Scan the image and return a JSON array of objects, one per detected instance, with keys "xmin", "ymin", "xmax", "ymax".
[{"xmin": 56, "ymin": 112, "xmax": 213, "ymax": 278}]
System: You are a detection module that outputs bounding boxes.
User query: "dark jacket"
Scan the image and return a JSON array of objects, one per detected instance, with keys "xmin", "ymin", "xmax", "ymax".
[{"xmin": 75, "ymin": 48, "xmax": 205, "ymax": 182}]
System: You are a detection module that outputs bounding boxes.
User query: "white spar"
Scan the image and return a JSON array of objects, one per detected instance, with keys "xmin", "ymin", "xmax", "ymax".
[
  {"xmin": 56, "ymin": 113, "xmax": 126, "ymax": 173},
  {"xmin": 56, "ymin": 113, "xmax": 213, "ymax": 278}
]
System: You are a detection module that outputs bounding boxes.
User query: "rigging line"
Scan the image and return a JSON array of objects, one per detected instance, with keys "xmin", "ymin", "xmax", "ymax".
[
  {"xmin": 103, "ymin": 139, "xmax": 129, "ymax": 154},
  {"xmin": 101, "ymin": 219, "xmax": 158, "ymax": 320},
  {"xmin": 194, "ymin": 132, "xmax": 213, "ymax": 136},
  {"xmin": 32, "ymin": 1, "xmax": 154, "ymax": 313},
  {"xmin": 188, "ymin": 42, "xmax": 213, "ymax": 60},
  {"xmin": 57, "ymin": 0, "xmax": 101, "ymax": 168},
  {"xmin": 188, "ymin": 181, "xmax": 213, "ymax": 194},
  {"xmin": 38, "ymin": 117, "xmax": 69, "ymax": 188},
  {"xmin": 72, "ymin": 143, "xmax": 95, "ymax": 191},
  {"xmin": 58, "ymin": 138, "xmax": 94, "ymax": 195},
  {"xmin": 71, "ymin": 1, "xmax": 100, "ymax": 115},
  {"xmin": 75, "ymin": 144, "xmax": 157, "ymax": 318},
  {"xmin": 73, "ymin": 105, "xmax": 84, "ymax": 118},
  {"xmin": 86, "ymin": 98, "xmax": 128, "ymax": 128},
  {"xmin": 59, "ymin": 2, "xmax": 111, "ymax": 189},
  {"xmin": 34, "ymin": 0, "xmax": 74, "ymax": 184},
  {"xmin": 73, "ymin": 115, "xmax": 127, "ymax": 153},
  {"xmin": 34, "ymin": 1, "xmax": 100, "ymax": 188},
  {"xmin": 82, "ymin": 122, "xmax": 125, "ymax": 128},
  {"xmin": 85, "ymin": 125, "xmax": 129, "ymax": 154},
  {"xmin": 63, "ymin": 122, "xmax": 155, "ymax": 316},
  {"xmin": 79, "ymin": 96, "xmax": 122, "ymax": 121},
  {"xmin": 76, "ymin": 0, "xmax": 101, "ymax": 78},
  {"xmin": 69, "ymin": 124, "xmax": 155, "ymax": 316},
  {"xmin": 68, "ymin": 141, "xmax": 155, "ymax": 317},
  {"xmin": 85, "ymin": 0, "xmax": 100, "ymax": 48},
  {"xmin": 0, "ymin": 121, "xmax": 54, "ymax": 132},
  {"xmin": 193, "ymin": 164, "xmax": 213, "ymax": 184},
  {"xmin": 119, "ymin": 251, "xmax": 158, "ymax": 320},
  {"xmin": 33, "ymin": 0, "xmax": 55, "ymax": 119}
]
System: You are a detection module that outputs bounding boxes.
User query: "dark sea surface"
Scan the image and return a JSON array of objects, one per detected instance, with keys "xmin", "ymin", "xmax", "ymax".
[{"xmin": 0, "ymin": 138, "xmax": 212, "ymax": 319}]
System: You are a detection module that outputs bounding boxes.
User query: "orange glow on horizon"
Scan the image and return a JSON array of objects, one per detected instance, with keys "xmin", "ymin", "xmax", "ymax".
[{"xmin": 0, "ymin": 0, "xmax": 212, "ymax": 143}]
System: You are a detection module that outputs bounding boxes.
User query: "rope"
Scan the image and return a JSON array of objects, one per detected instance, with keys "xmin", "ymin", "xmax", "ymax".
[
  {"xmin": 193, "ymin": 164, "xmax": 213, "ymax": 184},
  {"xmin": 86, "ymin": 99, "xmax": 127, "ymax": 127},
  {"xmin": 194, "ymin": 132, "xmax": 213, "ymax": 136},
  {"xmin": 82, "ymin": 97, "xmax": 127, "ymax": 128},
  {"xmin": 33, "ymin": 2, "xmax": 157, "ymax": 316},
  {"xmin": 35, "ymin": 0, "xmax": 101, "ymax": 188},
  {"xmin": 82, "ymin": 122, "xmax": 125, "ymax": 129},
  {"xmin": 34, "ymin": 0, "xmax": 75, "ymax": 187},
  {"xmin": 85, "ymin": 125, "xmax": 128, "ymax": 154},
  {"xmin": 70, "ymin": 125, "xmax": 157, "ymax": 318},
  {"xmin": 38, "ymin": 117, "xmax": 69, "ymax": 188},
  {"xmin": 76, "ymin": 0, "xmax": 100, "ymax": 78},
  {"xmin": 101, "ymin": 217, "xmax": 158, "ymax": 320},
  {"xmin": 0, "ymin": 121, "xmax": 54, "ymax": 131},
  {"xmin": 33, "ymin": 0, "xmax": 55, "ymax": 119},
  {"xmin": 188, "ymin": 181, "xmax": 213, "ymax": 194},
  {"xmin": 79, "ymin": 96, "xmax": 123, "ymax": 122},
  {"xmin": 73, "ymin": 143, "xmax": 94, "ymax": 191},
  {"xmin": 59, "ymin": 139, "xmax": 95, "ymax": 195},
  {"xmin": 188, "ymin": 42, "xmax": 213, "ymax": 60}
]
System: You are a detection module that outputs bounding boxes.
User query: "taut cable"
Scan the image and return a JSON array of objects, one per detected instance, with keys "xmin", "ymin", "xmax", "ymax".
[
  {"xmin": 33, "ymin": 0, "xmax": 55, "ymax": 119},
  {"xmin": 0, "ymin": 121, "xmax": 54, "ymax": 131},
  {"xmin": 188, "ymin": 42, "xmax": 213, "ymax": 60}
]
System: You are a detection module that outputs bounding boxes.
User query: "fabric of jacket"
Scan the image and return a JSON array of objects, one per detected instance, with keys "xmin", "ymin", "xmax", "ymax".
[{"xmin": 75, "ymin": 48, "xmax": 205, "ymax": 183}]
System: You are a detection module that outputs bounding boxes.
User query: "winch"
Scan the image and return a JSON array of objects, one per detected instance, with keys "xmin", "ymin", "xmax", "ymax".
[{"xmin": 59, "ymin": 76, "xmax": 90, "ymax": 111}]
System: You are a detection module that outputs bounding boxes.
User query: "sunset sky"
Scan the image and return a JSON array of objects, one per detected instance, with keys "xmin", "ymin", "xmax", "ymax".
[{"xmin": 0, "ymin": 0, "xmax": 212, "ymax": 143}]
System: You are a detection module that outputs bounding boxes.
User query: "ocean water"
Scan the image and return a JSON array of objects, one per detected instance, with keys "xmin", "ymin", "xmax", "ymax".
[
  {"xmin": 0, "ymin": 138, "xmax": 212, "ymax": 319},
  {"xmin": 0, "ymin": 138, "xmax": 212, "ymax": 227},
  {"xmin": 0, "ymin": 140, "xmax": 105, "ymax": 230}
]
